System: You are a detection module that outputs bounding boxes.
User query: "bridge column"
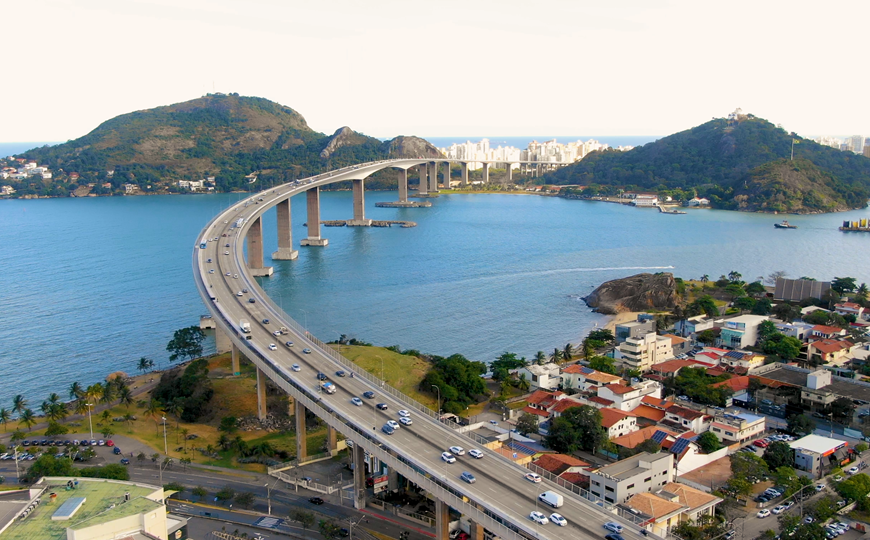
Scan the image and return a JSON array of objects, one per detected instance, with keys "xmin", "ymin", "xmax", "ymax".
[
  {"xmin": 469, "ymin": 520, "xmax": 484, "ymax": 540},
  {"xmin": 348, "ymin": 179, "xmax": 371, "ymax": 226},
  {"xmin": 215, "ymin": 327, "xmax": 231, "ymax": 354},
  {"xmin": 398, "ymin": 168, "xmax": 408, "ymax": 202},
  {"xmin": 256, "ymin": 366, "xmax": 267, "ymax": 420},
  {"xmin": 295, "ymin": 400, "xmax": 307, "ymax": 460},
  {"xmin": 428, "ymin": 162, "xmax": 438, "ymax": 192},
  {"xmin": 246, "ymin": 217, "xmax": 273, "ymax": 277},
  {"xmin": 505, "ymin": 163, "xmax": 513, "ymax": 184},
  {"xmin": 272, "ymin": 199, "xmax": 298, "ymax": 260},
  {"xmin": 435, "ymin": 500, "xmax": 450, "ymax": 540},
  {"xmin": 417, "ymin": 165, "xmax": 428, "ymax": 195},
  {"xmin": 442, "ymin": 162, "xmax": 451, "ymax": 189},
  {"xmin": 353, "ymin": 444, "xmax": 367, "ymax": 509},
  {"xmin": 461, "ymin": 162, "xmax": 468, "ymax": 187},
  {"xmin": 300, "ymin": 187, "xmax": 328, "ymax": 246},
  {"xmin": 536, "ymin": 163, "xmax": 542, "ymax": 178},
  {"xmin": 327, "ymin": 425, "xmax": 338, "ymax": 456},
  {"xmin": 231, "ymin": 343, "xmax": 240, "ymax": 376},
  {"xmin": 482, "ymin": 162, "xmax": 489, "ymax": 184}
]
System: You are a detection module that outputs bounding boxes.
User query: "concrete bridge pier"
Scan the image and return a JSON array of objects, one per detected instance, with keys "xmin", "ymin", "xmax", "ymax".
[
  {"xmin": 215, "ymin": 328, "xmax": 231, "ymax": 354},
  {"xmin": 536, "ymin": 164, "xmax": 542, "ymax": 177},
  {"xmin": 428, "ymin": 162, "xmax": 438, "ymax": 193},
  {"xmin": 505, "ymin": 163, "xmax": 513, "ymax": 184},
  {"xmin": 417, "ymin": 165, "xmax": 428, "ymax": 195},
  {"xmin": 295, "ymin": 401, "xmax": 307, "ymax": 460},
  {"xmin": 246, "ymin": 216, "xmax": 274, "ymax": 277},
  {"xmin": 442, "ymin": 161, "xmax": 451, "ymax": 189},
  {"xmin": 256, "ymin": 366, "xmax": 268, "ymax": 420},
  {"xmin": 353, "ymin": 444, "xmax": 367, "ymax": 509},
  {"xmin": 398, "ymin": 168, "xmax": 408, "ymax": 202},
  {"xmin": 271, "ymin": 199, "xmax": 298, "ymax": 260},
  {"xmin": 469, "ymin": 520, "xmax": 484, "ymax": 540},
  {"xmin": 347, "ymin": 179, "xmax": 371, "ymax": 226},
  {"xmin": 460, "ymin": 162, "xmax": 468, "ymax": 187},
  {"xmin": 482, "ymin": 162, "xmax": 490, "ymax": 184},
  {"xmin": 327, "ymin": 425, "xmax": 338, "ymax": 456},
  {"xmin": 231, "ymin": 343, "xmax": 240, "ymax": 376},
  {"xmin": 300, "ymin": 187, "xmax": 328, "ymax": 246},
  {"xmin": 435, "ymin": 500, "xmax": 450, "ymax": 540}
]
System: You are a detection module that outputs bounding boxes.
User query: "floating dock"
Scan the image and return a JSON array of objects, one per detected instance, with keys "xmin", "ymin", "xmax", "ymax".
[
  {"xmin": 840, "ymin": 219, "xmax": 870, "ymax": 232},
  {"xmin": 375, "ymin": 201, "xmax": 432, "ymax": 208}
]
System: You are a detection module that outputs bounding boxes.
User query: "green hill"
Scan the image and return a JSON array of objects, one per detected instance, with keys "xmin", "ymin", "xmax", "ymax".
[
  {"xmin": 545, "ymin": 114, "xmax": 870, "ymax": 213},
  {"xmin": 13, "ymin": 94, "xmax": 442, "ymax": 197}
]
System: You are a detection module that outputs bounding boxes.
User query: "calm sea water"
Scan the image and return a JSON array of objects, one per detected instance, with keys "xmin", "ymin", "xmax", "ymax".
[{"xmin": 3, "ymin": 191, "xmax": 870, "ymax": 405}]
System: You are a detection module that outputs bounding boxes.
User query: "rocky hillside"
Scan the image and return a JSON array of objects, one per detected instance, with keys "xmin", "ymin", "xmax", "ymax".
[
  {"xmin": 14, "ymin": 94, "xmax": 442, "ymax": 196},
  {"xmin": 545, "ymin": 113, "xmax": 870, "ymax": 213},
  {"xmin": 583, "ymin": 273, "xmax": 678, "ymax": 315}
]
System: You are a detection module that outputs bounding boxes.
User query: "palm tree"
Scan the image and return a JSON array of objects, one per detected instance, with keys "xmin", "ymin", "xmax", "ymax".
[
  {"xmin": 563, "ymin": 343, "xmax": 574, "ymax": 363},
  {"xmin": 100, "ymin": 410, "xmax": 112, "ymax": 424},
  {"xmin": 47, "ymin": 393, "xmax": 61, "ymax": 405},
  {"xmin": 516, "ymin": 373, "xmax": 531, "ymax": 392},
  {"xmin": 137, "ymin": 357, "xmax": 152, "ymax": 374},
  {"xmin": 47, "ymin": 402, "xmax": 67, "ymax": 422},
  {"xmin": 180, "ymin": 428, "xmax": 189, "ymax": 452},
  {"xmin": 0, "ymin": 408, "xmax": 10, "ymax": 432},
  {"xmin": 549, "ymin": 348, "xmax": 562, "ymax": 364},
  {"xmin": 85, "ymin": 383, "xmax": 104, "ymax": 404},
  {"xmin": 12, "ymin": 395, "xmax": 27, "ymax": 416},
  {"xmin": 856, "ymin": 283, "xmax": 869, "ymax": 304},
  {"xmin": 100, "ymin": 383, "xmax": 116, "ymax": 405},
  {"xmin": 19, "ymin": 409, "xmax": 36, "ymax": 431},
  {"xmin": 68, "ymin": 382, "xmax": 84, "ymax": 401},
  {"xmin": 700, "ymin": 274, "xmax": 709, "ymax": 287},
  {"xmin": 166, "ymin": 400, "xmax": 184, "ymax": 430},
  {"xmin": 123, "ymin": 413, "xmax": 135, "ymax": 429},
  {"xmin": 118, "ymin": 386, "xmax": 134, "ymax": 409},
  {"xmin": 534, "ymin": 351, "xmax": 546, "ymax": 365},
  {"xmin": 74, "ymin": 399, "xmax": 89, "ymax": 416},
  {"xmin": 144, "ymin": 399, "xmax": 164, "ymax": 433}
]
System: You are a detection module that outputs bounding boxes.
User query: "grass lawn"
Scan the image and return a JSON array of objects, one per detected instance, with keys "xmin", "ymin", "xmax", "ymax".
[{"xmin": 333, "ymin": 345, "xmax": 437, "ymax": 410}]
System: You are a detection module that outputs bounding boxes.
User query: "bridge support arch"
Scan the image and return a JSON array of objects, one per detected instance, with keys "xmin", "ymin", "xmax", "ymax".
[
  {"xmin": 442, "ymin": 161, "xmax": 451, "ymax": 189},
  {"xmin": 505, "ymin": 163, "xmax": 513, "ymax": 184},
  {"xmin": 246, "ymin": 216, "xmax": 274, "ymax": 276},
  {"xmin": 300, "ymin": 187, "xmax": 328, "ymax": 247},
  {"xmin": 272, "ymin": 199, "xmax": 298, "ymax": 260}
]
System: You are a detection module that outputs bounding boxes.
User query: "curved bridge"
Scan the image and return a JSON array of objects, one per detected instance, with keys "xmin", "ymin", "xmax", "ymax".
[{"xmin": 193, "ymin": 159, "xmax": 646, "ymax": 540}]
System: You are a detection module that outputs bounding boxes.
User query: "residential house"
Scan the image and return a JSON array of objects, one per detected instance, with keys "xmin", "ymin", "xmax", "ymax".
[
  {"xmin": 719, "ymin": 351, "xmax": 765, "ymax": 371},
  {"xmin": 775, "ymin": 321, "xmax": 815, "ymax": 341},
  {"xmin": 561, "ymin": 365, "xmax": 622, "ymax": 392},
  {"xmin": 588, "ymin": 452, "xmax": 675, "ymax": 504},
  {"xmin": 650, "ymin": 359, "xmax": 713, "ymax": 378},
  {"xmin": 600, "ymin": 408, "xmax": 639, "ymax": 438},
  {"xmin": 807, "ymin": 339, "xmax": 854, "ymax": 366},
  {"xmin": 834, "ymin": 302, "xmax": 865, "ymax": 320},
  {"xmin": 598, "ymin": 381, "xmax": 663, "ymax": 411},
  {"xmin": 674, "ymin": 316, "xmax": 716, "ymax": 339},
  {"xmin": 664, "ymin": 334, "xmax": 693, "ymax": 355},
  {"xmin": 521, "ymin": 390, "xmax": 573, "ymax": 425},
  {"xmin": 615, "ymin": 317, "xmax": 656, "ymax": 344},
  {"xmin": 717, "ymin": 315, "xmax": 769, "ymax": 349},
  {"xmin": 710, "ymin": 376, "xmax": 752, "ymax": 404},
  {"xmin": 611, "ymin": 426, "xmax": 678, "ymax": 453},
  {"xmin": 532, "ymin": 453, "xmax": 589, "ymax": 476},
  {"xmin": 621, "ymin": 483, "xmax": 721, "ymax": 536},
  {"xmin": 661, "ymin": 406, "xmax": 711, "ymax": 434},
  {"xmin": 514, "ymin": 363, "xmax": 561, "ymax": 390},
  {"xmin": 618, "ymin": 332, "xmax": 675, "ymax": 371},
  {"xmin": 708, "ymin": 411, "xmax": 765, "ymax": 444},
  {"xmin": 0, "ymin": 185, "xmax": 15, "ymax": 195},
  {"xmin": 811, "ymin": 325, "xmax": 849, "ymax": 340},
  {"xmin": 686, "ymin": 197, "xmax": 710, "ymax": 206}
]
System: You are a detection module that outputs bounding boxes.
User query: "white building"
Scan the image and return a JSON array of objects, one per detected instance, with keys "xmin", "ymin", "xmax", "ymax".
[
  {"xmin": 514, "ymin": 363, "xmax": 561, "ymax": 391},
  {"xmin": 588, "ymin": 452, "xmax": 675, "ymax": 504},
  {"xmin": 598, "ymin": 380, "xmax": 663, "ymax": 411},
  {"xmin": 618, "ymin": 332, "xmax": 675, "ymax": 371}
]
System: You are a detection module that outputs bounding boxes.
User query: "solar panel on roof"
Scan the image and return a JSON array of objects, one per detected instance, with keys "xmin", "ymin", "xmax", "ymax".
[
  {"xmin": 651, "ymin": 430, "xmax": 668, "ymax": 443},
  {"xmin": 724, "ymin": 351, "xmax": 743, "ymax": 359},
  {"xmin": 580, "ymin": 367, "xmax": 595, "ymax": 374},
  {"xmin": 671, "ymin": 438, "xmax": 691, "ymax": 455},
  {"xmin": 52, "ymin": 497, "xmax": 86, "ymax": 521}
]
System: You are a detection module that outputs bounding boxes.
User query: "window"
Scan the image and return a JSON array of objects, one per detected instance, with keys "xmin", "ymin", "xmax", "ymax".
[
  {"xmin": 644, "ymin": 477, "xmax": 652, "ymax": 482},
  {"xmin": 627, "ymin": 484, "xmax": 635, "ymax": 489},
  {"xmin": 605, "ymin": 496, "xmax": 614, "ymax": 503},
  {"xmin": 605, "ymin": 486, "xmax": 614, "ymax": 493}
]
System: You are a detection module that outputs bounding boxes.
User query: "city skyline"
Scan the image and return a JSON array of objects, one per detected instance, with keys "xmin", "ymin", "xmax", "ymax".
[{"xmin": 4, "ymin": 1, "xmax": 869, "ymax": 142}]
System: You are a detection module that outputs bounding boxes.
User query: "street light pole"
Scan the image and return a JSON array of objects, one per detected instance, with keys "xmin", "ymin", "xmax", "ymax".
[
  {"xmin": 431, "ymin": 385, "xmax": 441, "ymax": 420},
  {"xmin": 85, "ymin": 403, "xmax": 94, "ymax": 441},
  {"xmin": 162, "ymin": 416, "xmax": 168, "ymax": 454}
]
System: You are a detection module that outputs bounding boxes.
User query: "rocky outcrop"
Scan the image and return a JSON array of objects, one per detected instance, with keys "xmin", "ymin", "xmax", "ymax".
[
  {"xmin": 382, "ymin": 135, "xmax": 443, "ymax": 159},
  {"xmin": 583, "ymin": 273, "xmax": 677, "ymax": 315},
  {"xmin": 320, "ymin": 126, "xmax": 371, "ymax": 159}
]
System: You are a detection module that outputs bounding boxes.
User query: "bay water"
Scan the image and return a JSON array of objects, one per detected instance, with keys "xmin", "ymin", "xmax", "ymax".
[{"xmin": 2, "ymin": 190, "xmax": 870, "ymax": 405}]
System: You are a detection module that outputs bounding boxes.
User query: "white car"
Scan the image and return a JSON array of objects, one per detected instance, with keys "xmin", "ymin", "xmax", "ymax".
[
  {"xmin": 224, "ymin": 251, "xmax": 229, "ymax": 255},
  {"xmin": 848, "ymin": 466, "xmax": 860, "ymax": 474},
  {"xmin": 272, "ymin": 330, "xmax": 282, "ymax": 336},
  {"xmin": 399, "ymin": 417, "xmax": 412, "ymax": 426},
  {"xmin": 772, "ymin": 505, "xmax": 785, "ymax": 514},
  {"xmin": 236, "ymin": 291, "xmax": 243, "ymax": 296},
  {"xmin": 208, "ymin": 269, "xmax": 215, "ymax": 274},
  {"xmin": 525, "ymin": 472, "xmax": 542, "ymax": 483},
  {"xmin": 448, "ymin": 446, "xmax": 465, "ymax": 456},
  {"xmin": 351, "ymin": 397, "xmax": 363, "ymax": 406},
  {"xmin": 757, "ymin": 509, "xmax": 771, "ymax": 518},
  {"xmin": 604, "ymin": 522, "xmax": 623, "ymax": 533},
  {"xmin": 268, "ymin": 343, "xmax": 277, "ymax": 351},
  {"xmin": 816, "ymin": 484, "xmax": 825, "ymax": 492},
  {"xmin": 549, "ymin": 513, "xmax": 567, "ymax": 526},
  {"xmin": 441, "ymin": 452, "xmax": 456, "ymax": 464},
  {"xmin": 291, "ymin": 364, "xmax": 301, "ymax": 372},
  {"xmin": 387, "ymin": 420, "xmax": 400, "ymax": 430},
  {"xmin": 398, "ymin": 410, "xmax": 410, "ymax": 417},
  {"xmin": 529, "ymin": 511, "xmax": 548, "ymax": 525},
  {"xmin": 468, "ymin": 449, "xmax": 483, "ymax": 459}
]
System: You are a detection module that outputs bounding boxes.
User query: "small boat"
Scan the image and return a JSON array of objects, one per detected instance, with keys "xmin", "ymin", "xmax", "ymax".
[{"xmin": 774, "ymin": 220, "xmax": 797, "ymax": 229}]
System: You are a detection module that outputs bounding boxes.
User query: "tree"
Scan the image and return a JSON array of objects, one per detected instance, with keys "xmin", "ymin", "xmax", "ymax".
[
  {"xmin": 118, "ymin": 386, "xmax": 133, "ymax": 409},
  {"xmin": 534, "ymin": 351, "xmax": 546, "ymax": 365},
  {"xmin": 725, "ymin": 283, "xmax": 746, "ymax": 300},
  {"xmin": 856, "ymin": 283, "xmax": 869, "ymax": 304},
  {"xmin": 166, "ymin": 326, "xmax": 206, "ymax": 363},
  {"xmin": 19, "ymin": 409, "xmax": 36, "ymax": 431},
  {"xmin": 319, "ymin": 519, "xmax": 343, "ymax": 540},
  {"xmin": 101, "ymin": 426, "xmax": 114, "ymax": 439},
  {"xmin": 515, "ymin": 413, "xmax": 539, "ymax": 436},
  {"xmin": 515, "ymin": 372, "xmax": 531, "ymax": 392},
  {"xmin": 730, "ymin": 451, "xmax": 769, "ymax": 480},
  {"xmin": 734, "ymin": 296, "xmax": 756, "ymax": 313},
  {"xmin": 746, "ymin": 281, "xmax": 767, "ymax": 297},
  {"xmin": 215, "ymin": 485, "xmax": 235, "ymax": 504},
  {"xmin": 767, "ymin": 271, "xmax": 788, "ymax": 285},
  {"xmin": 545, "ymin": 406, "xmax": 606, "ymax": 453},
  {"xmin": 696, "ymin": 329, "xmax": 717, "ymax": 345},
  {"xmin": 763, "ymin": 441, "xmax": 794, "ymax": 470},
  {"xmin": 192, "ymin": 486, "xmax": 208, "ymax": 500},
  {"xmin": 752, "ymin": 298, "xmax": 773, "ymax": 315},
  {"xmin": 636, "ymin": 439, "xmax": 661, "ymax": 454},
  {"xmin": 45, "ymin": 422, "xmax": 69, "ymax": 436},
  {"xmin": 290, "ymin": 509, "xmax": 315, "ymax": 531},
  {"xmin": 137, "ymin": 357, "xmax": 154, "ymax": 374},
  {"xmin": 12, "ymin": 395, "xmax": 27, "ymax": 415},
  {"xmin": 773, "ymin": 302, "xmax": 802, "ymax": 322},
  {"xmin": 696, "ymin": 432, "xmax": 722, "ymax": 453},
  {"xmin": 563, "ymin": 343, "xmax": 574, "ymax": 362},
  {"xmin": 589, "ymin": 355, "xmax": 616, "ymax": 374},
  {"xmin": 0, "ymin": 408, "xmax": 10, "ymax": 432},
  {"xmin": 831, "ymin": 397, "xmax": 855, "ymax": 424},
  {"xmin": 835, "ymin": 472, "xmax": 870, "ymax": 501},
  {"xmin": 774, "ymin": 336, "xmax": 802, "ymax": 361},
  {"xmin": 831, "ymin": 277, "xmax": 857, "ymax": 295},
  {"xmin": 728, "ymin": 270, "xmax": 743, "ymax": 284},
  {"xmin": 68, "ymin": 382, "xmax": 84, "ymax": 400},
  {"xmin": 219, "ymin": 416, "xmax": 238, "ymax": 434},
  {"xmin": 787, "ymin": 414, "xmax": 816, "ymax": 436},
  {"xmin": 588, "ymin": 329, "xmax": 615, "ymax": 343},
  {"xmin": 549, "ymin": 348, "xmax": 563, "ymax": 364},
  {"xmin": 234, "ymin": 491, "xmax": 255, "ymax": 508},
  {"xmin": 693, "ymin": 295, "xmax": 719, "ymax": 318}
]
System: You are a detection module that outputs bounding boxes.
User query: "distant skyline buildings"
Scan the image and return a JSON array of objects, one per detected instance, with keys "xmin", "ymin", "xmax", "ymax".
[
  {"xmin": 438, "ymin": 138, "xmax": 633, "ymax": 169},
  {"xmin": 813, "ymin": 134, "xmax": 868, "ymax": 155}
]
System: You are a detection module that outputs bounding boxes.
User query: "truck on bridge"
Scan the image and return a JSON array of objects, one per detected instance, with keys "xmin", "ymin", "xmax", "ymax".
[
  {"xmin": 321, "ymin": 381, "xmax": 336, "ymax": 394},
  {"xmin": 239, "ymin": 319, "xmax": 251, "ymax": 333}
]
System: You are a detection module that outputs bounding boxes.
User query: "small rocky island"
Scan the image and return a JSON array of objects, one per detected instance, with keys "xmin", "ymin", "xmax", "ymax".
[{"xmin": 583, "ymin": 272, "xmax": 678, "ymax": 314}]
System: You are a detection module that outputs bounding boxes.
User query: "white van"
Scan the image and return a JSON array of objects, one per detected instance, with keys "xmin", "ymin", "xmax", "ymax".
[{"xmin": 538, "ymin": 491, "xmax": 564, "ymax": 508}]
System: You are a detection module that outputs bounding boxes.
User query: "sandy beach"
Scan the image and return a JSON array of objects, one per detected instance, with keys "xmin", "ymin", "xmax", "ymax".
[{"xmin": 603, "ymin": 311, "xmax": 644, "ymax": 332}]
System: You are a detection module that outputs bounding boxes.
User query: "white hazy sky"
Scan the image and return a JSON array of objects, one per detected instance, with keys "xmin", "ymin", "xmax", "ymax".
[{"xmin": 4, "ymin": 0, "xmax": 868, "ymax": 142}]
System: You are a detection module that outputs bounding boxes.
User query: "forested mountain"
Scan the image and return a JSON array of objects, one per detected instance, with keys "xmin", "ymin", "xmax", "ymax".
[
  {"xmin": 13, "ymin": 94, "xmax": 441, "ymax": 196},
  {"xmin": 545, "ymin": 114, "xmax": 870, "ymax": 213}
]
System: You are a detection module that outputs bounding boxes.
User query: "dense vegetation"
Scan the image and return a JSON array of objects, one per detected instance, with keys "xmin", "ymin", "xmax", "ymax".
[
  {"xmin": 12, "ymin": 94, "xmax": 440, "ymax": 197},
  {"xmin": 420, "ymin": 354, "xmax": 487, "ymax": 414},
  {"xmin": 545, "ymin": 114, "xmax": 870, "ymax": 213},
  {"xmin": 151, "ymin": 358, "xmax": 214, "ymax": 422}
]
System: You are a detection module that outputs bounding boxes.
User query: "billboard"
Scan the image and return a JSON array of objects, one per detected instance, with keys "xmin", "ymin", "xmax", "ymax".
[{"xmin": 373, "ymin": 474, "xmax": 389, "ymax": 494}]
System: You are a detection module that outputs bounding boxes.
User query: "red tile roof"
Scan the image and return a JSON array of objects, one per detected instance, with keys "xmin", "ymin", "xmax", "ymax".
[
  {"xmin": 587, "ymin": 396, "xmax": 615, "ymax": 406},
  {"xmin": 562, "ymin": 364, "xmax": 587, "ymax": 374},
  {"xmin": 711, "ymin": 375, "xmax": 751, "ymax": 392},
  {"xmin": 604, "ymin": 384, "xmax": 635, "ymax": 395},
  {"xmin": 527, "ymin": 389, "xmax": 564, "ymax": 405},
  {"xmin": 558, "ymin": 471, "xmax": 589, "ymax": 485},
  {"xmin": 632, "ymin": 404, "xmax": 667, "ymax": 422},
  {"xmin": 642, "ymin": 396, "xmax": 675, "ymax": 409},
  {"xmin": 809, "ymin": 339, "xmax": 853, "ymax": 354},
  {"xmin": 651, "ymin": 359, "xmax": 703, "ymax": 374},
  {"xmin": 813, "ymin": 325, "xmax": 846, "ymax": 335},
  {"xmin": 551, "ymin": 400, "xmax": 583, "ymax": 414},
  {"xmin": 611, "ymin": 426, "xmax": 677, "ymax": 449},
  {"xmin": 534, "ymin": 453, "xmax": 589, "ymax": 475},
  {"xmin": 600, "ymin": 408, "xmax": 637, "ymax": 428},
  {"xmin": 663, "ymin": 333, "xmax": 689, "ymax": 345},
  {"xmin": 666, "ymin": 405, "xmax": 707, "ymax": 421},
  {"xmin": 522, "ymin": 406, "xmax": 551, "ymax": 418}
]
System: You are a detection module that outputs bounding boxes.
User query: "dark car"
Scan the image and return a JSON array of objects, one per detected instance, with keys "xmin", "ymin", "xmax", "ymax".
[
  {"xmin": 363, "ymin": 391, "xmax": 375, "ymax": 399},
  {"xmin": 606, "ymin": 535, "xmax": 625, "ymax": 540},
  {"xmin": 339, "ymin": 528, "xmax": 349, "ymax": 537},
  {"xmin": 120, "ymin": 458, "xmax": 130, "ymax": 465},
  {"xmin": 377, "ymin": 403, "xmax": 388, "ymax": 411},
  {"xmin": 335, "ymin": 370, "xmax": 346, "ymax": 377},
  {"xmin": 309, "ymin": 497, "xmax": 324, "ymax": 505},
  {"xmin": 316, "ymin": 372, "xmax": 328, "ymax": 381},
  {"xmin": 248, "ymin": 298, "xmax": 255, "ymax": 304},
  {"xmin": 262, "ymin": 318, "xmax": 270, "ymax": 324},
  {"xmin": 113, "ymin": 447, "xmax": 122, "ymax": 455},
  {"xmin": 382, "ymin": 424, "xmax": 395, "ymax": 435}
]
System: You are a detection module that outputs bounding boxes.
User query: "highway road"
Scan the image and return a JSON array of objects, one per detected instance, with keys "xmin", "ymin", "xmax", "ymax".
[{"xmin": 194, "ymin": 160, "xmax": 648, "ymax": 540}]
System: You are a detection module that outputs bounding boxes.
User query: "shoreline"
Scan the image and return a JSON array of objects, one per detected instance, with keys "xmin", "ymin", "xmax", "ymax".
[{"xmin": 603, "ymin": 311, "xmax": 644, "ymax": 332}]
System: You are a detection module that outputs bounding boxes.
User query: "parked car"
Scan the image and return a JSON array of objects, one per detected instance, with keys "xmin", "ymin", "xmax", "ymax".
[
  {"xmin": 772, "ymin": 505, "xmax": 786, "ymax": 514},
  {"xmin": 848, "ymin": 466, "xmax": 860, "ymax": 475},
  {"xmin": 757, "ymin": 509, "xmax": 771, "ymax": 518},
  {"xmin": 308, "ymin": 497, "xmax": 324, "ymax": 505}
]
